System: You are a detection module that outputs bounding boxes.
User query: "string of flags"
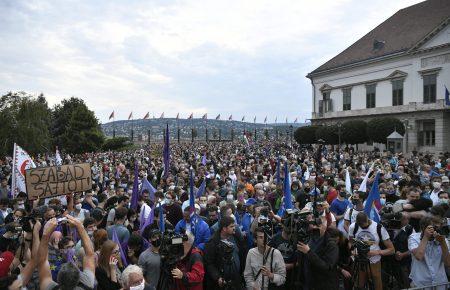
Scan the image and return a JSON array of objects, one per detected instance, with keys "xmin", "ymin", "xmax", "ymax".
[{"xmin": 107, "ymin": 111, "xmax": 304, "ymax": 123}]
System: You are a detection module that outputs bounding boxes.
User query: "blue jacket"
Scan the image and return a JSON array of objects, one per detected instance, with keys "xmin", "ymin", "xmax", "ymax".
[
  {"xmin": 175, "ymin": 216, "xmax": 211, "ymax": 251},
  {"xmin": 241, "ymin": 213, "xmax": 254, "ymax": 248}
]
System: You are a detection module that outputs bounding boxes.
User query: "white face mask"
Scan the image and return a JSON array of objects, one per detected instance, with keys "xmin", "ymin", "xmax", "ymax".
[
  {"xmin": 130, "ymin": 280, "xmax": 145, "ymax": 290},
  {"xmin": 439, "ymin": 198, "xmax": 449, "ymax": 205},
  {"xmin": 433, "ymin": 182, "xmax": 441, "ymax": 189},
  {"xmin": 226, "ymin": 195, "xmax": 234, "ymax": 201},
  {"xmin": 75, "ymin": 204, "xmax": 82, "ymax": 211}
]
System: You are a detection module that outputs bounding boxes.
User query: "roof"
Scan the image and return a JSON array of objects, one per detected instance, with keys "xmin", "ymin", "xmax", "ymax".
[
  {"xmin": 387, "ymin": 130, "xmax": 404, "ymax": 139},
  {"xmin": 308, "ymin": 0, "xmax": 450, "ymax": 76}
]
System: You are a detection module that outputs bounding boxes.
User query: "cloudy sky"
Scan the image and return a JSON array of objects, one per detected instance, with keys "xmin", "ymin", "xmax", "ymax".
[{"xmin": 0, "ymin": 0, "xmax": 423, "ymax": 123}]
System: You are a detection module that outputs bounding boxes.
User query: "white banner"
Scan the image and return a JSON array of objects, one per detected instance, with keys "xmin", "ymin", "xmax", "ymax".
[{"xmin": 12, "ymin": 143, "xmax": 36, "ymax": 196}]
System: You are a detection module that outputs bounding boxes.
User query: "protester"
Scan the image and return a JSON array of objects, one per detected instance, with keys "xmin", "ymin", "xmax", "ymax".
[{"xmin": 96, "ymin": 240, "xmax": 123, "ymax": 290}]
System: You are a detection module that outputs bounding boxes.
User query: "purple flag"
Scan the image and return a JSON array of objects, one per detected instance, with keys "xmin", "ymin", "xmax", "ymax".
[
  {"xmin": 140, "ymin": 203, "xmax": 155, "ymax": 235},
  {"xmin": 141, "ymin": 177, "xmax": 156, "ymax": 202},
  {"xmin": 130, "ymin": 160, "xmax": 139, "ymax": 210},
  {"xmin": 163, "ymin": 124, "xmax": 170, "ymax": 179},
  {"xmin": 201, "ymin": 153, "xmax": 207, "ymax": 166},
  {"xmin": 196, "ymin": 178, "xmax": 206, "ymax": 198},
  {"xmin": 111, "ymin": 228, "xmax": 128, "ymax": 267},
  {"xmin": 189, "ymin": 169, "xmax": 195, "ymax": 214}
]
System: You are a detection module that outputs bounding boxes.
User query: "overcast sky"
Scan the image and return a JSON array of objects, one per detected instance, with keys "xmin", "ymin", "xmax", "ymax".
[{"xmin": 0, "ymin": 0, "xmax": 423, "ymax": 123}]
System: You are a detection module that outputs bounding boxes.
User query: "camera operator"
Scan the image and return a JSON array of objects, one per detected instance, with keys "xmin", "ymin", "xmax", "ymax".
[
  {"xmin": 204, "ymin": 216, "xmax": 247, "ymax": 289},
  {"xmin": 349, "ymin": 212, "xmax": 394, "ymax": 290},
  {"xmin": 408, "ymin": 216, "xmax": 450, "ymax": 289},
  {"xmin": 294, "ymin": 215, "xmax": 339, "ymax": 290},
  {"xmin": 170, "ymin": 231, "xmax": 205, "ymax": 290},
  {"xmin": 244, "ymin": 227, "xmax": 286, "ymax": 290}
]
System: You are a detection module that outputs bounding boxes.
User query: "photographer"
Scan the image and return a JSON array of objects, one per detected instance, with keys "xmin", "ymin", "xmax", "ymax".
[
  {"xmin": 244, "ymin": 227, "xmax": 286, "ymax": 290},
  {"xmin": 349, "ymin": 212, "xmax": 394, "ymax": 290},
  {"xmin": 391, "ymin": 213, "xmax": 413, "ymax": 289},
  {"xmin": 408, "ymin": 216, "xmax": 450, "ymax": 289},
  {"xmin": 295, "ymin": 215, "xmax": 339, "ymax": 290},
  {"xmin": 170, "ymin": 231, "xmax": 205, "ymax": 290},
  {"xmin": 204, "ymin": 216, "xmax": 247, "ymax": 289}
]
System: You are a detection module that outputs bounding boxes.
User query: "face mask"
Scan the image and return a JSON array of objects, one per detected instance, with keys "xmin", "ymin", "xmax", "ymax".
[
  {"xmin": 339, "ymin": 191, "xmax": 346, "ymax": 198},
  {"xmin": 323, "ymin": 186, "xmax": 328, "ymax": 191},
  {"xmin": 226, "ymin": 195, "xmax": 234, "ymax": 201},
  {"xmin": 433, "ymin": 182, "xmax": 441, "ymax": 189},
  {"xmin": 351, "ymin": 198, "xmax": 359, "ymax": 205},
  {"xmin": 87, "ymin": 230, "xmax": 95, "ymax": 237},
  {"xmin": 17, "ymin": 204, "xmax": 25, "ymax": 209},
  {"xmin": 75, "ymin": 204, "xmax": 82, "ymax": 211},
  {"xmin": 199, "ymin": 203, "xmax": 206, "ymax": 209},
  {"xmin": 130, "ymin": 280, "xmax": 145, "ymax": 290},
  {"xmin": 380, "ymin": 198, "xmax": 386, "ymax": 206},
  {"xmin": 292, "ymin": 187, "xmax": 298, "ymax": 191},
  {"xmin": 439, "ymin": 199, "xmax": 449, "ymax": 205},
  {"xmin": 130, "ymin": 217, "xmax": 136, "ymax": 222},
  {"xmin": 257, "ymin": 196, "xmax": 264, "ymax": 201},
  {"xmin": 165, "ymin": 198, "xmax": 173, "ymax": 205},
  {"xmin": 151, "ymin": 238, "xmax": 161, "ymax": 247}
]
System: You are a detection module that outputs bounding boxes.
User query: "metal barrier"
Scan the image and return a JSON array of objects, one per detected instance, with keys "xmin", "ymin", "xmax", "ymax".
[{"xmin": 404, "ymin": 281, "xmax": 450, "ymax": 290}]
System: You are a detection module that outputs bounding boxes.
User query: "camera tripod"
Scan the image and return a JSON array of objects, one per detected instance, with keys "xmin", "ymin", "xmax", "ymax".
[{"xmin": 352, "ymin": 255, "xmax": 375, "ymax": 290}]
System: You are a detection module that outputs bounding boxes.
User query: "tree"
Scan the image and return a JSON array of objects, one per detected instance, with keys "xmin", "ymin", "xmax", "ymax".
[
  {"xmin": 294, "ymin": 126, "xmax": 319, "ymax": 144},
  {"xmin": 102, "ymin": 137, "xmax": 131, "ymax": 151},
  {"xmin": 341, "ymin": 120, "xmax": 368, "ymax": 145},
  {"xmin": 315, "ymin": 125, "xmax": 339, "ymax": 145},
  {"xmin": 367, "ymin": 117, "xmax": 405, "ymax": 143},
  {"xmin": 52, "ymin": 97, "xmax": 104, "ymax": 154},
  {"xmin": 0, "ymin": 92, "xmax": 51, "ymax": 157}
]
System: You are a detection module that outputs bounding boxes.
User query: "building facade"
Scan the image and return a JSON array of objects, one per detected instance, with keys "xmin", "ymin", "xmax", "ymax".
[{"xmin": 307, "ymin": 0, "xmax": 450, "ymax": 153}]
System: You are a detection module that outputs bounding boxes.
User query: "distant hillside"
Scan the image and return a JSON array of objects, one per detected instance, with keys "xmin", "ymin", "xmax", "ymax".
[{"xmin": 101, "ymin": 118, "xmax": 307, "ymax": 140}]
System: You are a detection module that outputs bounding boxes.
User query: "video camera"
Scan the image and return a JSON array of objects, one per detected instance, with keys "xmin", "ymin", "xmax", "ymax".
[
  {"xmin": 217, "ymin": 239, "xmax": 235, "ymax": 265},
  {"xmin": 352, "ymin": 239, "xmax": 371, "ymax": 259},
  {"xmin": 380, "ymin": 203, "xmax": 403, "ymax": 230},
  {"xmin": 282, "ymin": 209, "xmax": 321, "ymax": 245},
  {"xmin": 257, "ymin": 206, "xmax": 277, "ymax": 238},
  {"xmin": 159, "ymin": 230, "xmax": 188, "ymax": 267}
]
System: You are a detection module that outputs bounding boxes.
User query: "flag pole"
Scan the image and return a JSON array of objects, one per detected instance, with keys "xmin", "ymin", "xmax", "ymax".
[
  {"xmin": 131, "ymin": 113, "xmax": 134, "ymax": 143},
  {"xmin": 11, "ymin": 143, "xmax": 17, "ymax": 198},
  {"xmin": 191, "ymin": 116, "xmax": 194, "ymax": 143},
  {"xmin": 113, "ymin": 113, "xmax": 116, "ymax": 138},
  {"xmin": 177, "ymin": 115, "xmax": 180, "ymax": 143}
]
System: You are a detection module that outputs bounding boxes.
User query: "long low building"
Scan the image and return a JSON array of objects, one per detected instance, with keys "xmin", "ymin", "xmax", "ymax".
[{"xmin": 307, "ymin": 0, "xmax": 450, "ymax": 153}]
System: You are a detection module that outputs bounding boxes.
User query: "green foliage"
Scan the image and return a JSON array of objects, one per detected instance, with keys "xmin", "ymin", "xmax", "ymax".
[
  {"xmin": 0, "ymin": 92, "xmax": 51, "ymax": 156},
  {"xmin": 102, "ymin": 137, "xmax": 131, "ymax": 151},
  {"xmin": 294, "ymin": 126, "xmax": 319, "ymax": 144},
  {"xmin": 341, "ymin": 120, "xmax": 368, "ymax": 145},
  {"xmin": 315, "ymin": 125, "xmax": 339, "ymax": 145},
  {"xmin": 367, "ymin": 117, "xmax": 405, "ymax": 143}
]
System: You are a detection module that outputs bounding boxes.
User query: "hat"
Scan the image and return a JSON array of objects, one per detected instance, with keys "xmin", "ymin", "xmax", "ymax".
[
  {"xmin": 0, "ymin": 251, "xmax": 14, "ymax": 277},
  {"xmin": 442, "ymin": 176, "xmax": 449, "ymax": 183},
  {"xmin": 245, "ymin": 198, "xmax": 257, "ymax": 206}
]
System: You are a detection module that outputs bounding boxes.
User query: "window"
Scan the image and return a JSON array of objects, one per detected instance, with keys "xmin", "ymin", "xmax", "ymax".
[
  {"xmin": 392, "ymin": 80, "xmax": 403, "ymax": 106},
  {"xmin": 343, "ymin": 88, "xmax": 351, "ymax": 111},
  {"xmin": 423, "ymin": 74, "xmax": 436, "ymax": 103},
  {"xmin": 418, "ymin": 120, "xmax": 435, "ymax": 146},
  {"xmin": 322, "ymin": 91, "xmax": 330, "ymax": 101},
  {"xmin": 366, "ymin": 84, "xmax": 376, "ymax": 108}
]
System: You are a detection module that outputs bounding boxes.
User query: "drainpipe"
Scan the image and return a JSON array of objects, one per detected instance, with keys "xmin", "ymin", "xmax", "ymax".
[{"xmin": 310, "ymin": 77, "xmax": 316, "ymax": 123}]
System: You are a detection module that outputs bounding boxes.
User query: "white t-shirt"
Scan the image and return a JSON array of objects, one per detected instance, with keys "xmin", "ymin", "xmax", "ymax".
[
  {"xmin": 349, "ymin": 221, "xmax": 390, "ymax": 264},
  {"xmin": 344, "ymin": 208, "xmax": 363, "ymax": 224}
]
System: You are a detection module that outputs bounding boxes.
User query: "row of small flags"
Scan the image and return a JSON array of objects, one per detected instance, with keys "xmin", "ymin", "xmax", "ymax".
[{"xmin": 109, "ymin": 111, "xmax": 299, "ymax": 124}]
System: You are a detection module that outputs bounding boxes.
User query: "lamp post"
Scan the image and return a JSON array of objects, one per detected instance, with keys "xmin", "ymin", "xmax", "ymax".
[{"xmin": 337, "ymin": 122, "xmax": 342, "ymax": 149}]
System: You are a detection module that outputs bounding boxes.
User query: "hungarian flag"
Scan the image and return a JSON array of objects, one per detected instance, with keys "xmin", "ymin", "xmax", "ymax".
[
  {"xmin": 241, "ymin": 116, "xmax": 245, "ymax": 122},
  {"xmin": 11, "ymin": 144, "xmax": 36, "ymax": 196},
  {"xmin": 176, "ymin": 113, "xmax": 180, "ymax": 119},
  {"xmin": 188, "ymin": 113, "xmax": 193, "ymax": 119},
  {"xmin": 228, "ymin": 115, "xmax": 232, "ymax": 121},
  {"xmin": 215, "ymin": 114, "xmax": 220, "ymax": 120},
  {"xmin": 202, "ymin": 113, "xmax": 207, "ymax": 120},
  {"xmin": 160, "ymin": 112, "xmax": 165, "ymax": 119},
  {"xmin": 128, "ymin": 112, "xmax": 133, "ymax": 120},
  {"xmin": 264, "ymin": 116, "xmax": 267, "ymax": 124},
  {"xmin": 109, "ymin": 111, "xmax": 115, "ymax": 120},
  {"xmin": 143, "ymin": 112, "xmax": 149, "ymax": 119}
]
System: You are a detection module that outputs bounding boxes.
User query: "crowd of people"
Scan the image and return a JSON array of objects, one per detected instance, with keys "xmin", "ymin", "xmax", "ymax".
[{"xmin": 0, "ymin": 140, "xmax": 449, "ymax": 290}]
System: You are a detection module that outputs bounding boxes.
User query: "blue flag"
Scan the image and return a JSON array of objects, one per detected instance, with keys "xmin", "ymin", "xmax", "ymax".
[
  {"xmin": 140, "ymin": 203, "xmax": 155, "ymax": 235},
  {"xmin": 201, "ymin": 153, "xmax": 207, "ymax": 166},
  {"xmin": 130, "ymin": 160, "xmax": 139, "ymax": 210},
  {"xmin": 141, "ymin": 177, "xmax": 156, "ymax": 203},
  {"xmin": 163, "ymin": 124, "xmax": 170, "ymax": 179},
  {"xmin": 283, "ymin": 161, "xmax": 293, "ymax": 210},
  {"xmin": 445, "ymin": 86, "xmax": 450, "ymax": 106},
  {"xmin": 159, "ymin": 203, "xmax": 165, "ymax": 233},
  {"xmin": 189, "ymin": 169, "xmax": 195, "ymax": 214},
  {"xmin": 364, "ymin": 172, "xmax": 381, "ymax": 223},
  {"xmin": 196, "ymin": 178, "xmax": 207, "ymax": 198},
  {"xmin": 276, "ymin": 156, "xmax": 281, "ymax": 185}
]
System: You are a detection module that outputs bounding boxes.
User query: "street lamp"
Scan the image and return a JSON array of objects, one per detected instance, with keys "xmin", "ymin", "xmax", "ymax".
[{"xmin": 337, "ymin": 122, "xmax": 342, "ymax": 149}]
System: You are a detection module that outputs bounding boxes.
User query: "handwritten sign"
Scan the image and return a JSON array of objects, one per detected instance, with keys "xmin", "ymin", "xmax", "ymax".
[{"xmin": 25, "ymin": 163, "xmax": 92, "ymax": 199}]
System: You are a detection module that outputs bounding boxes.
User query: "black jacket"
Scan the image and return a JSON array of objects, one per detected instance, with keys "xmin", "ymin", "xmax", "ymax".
[
  {"xmin": 294, "ymin": 232, "xmax": 339, "ymax": 290},
  {"xmin": 204, "ymin": 231, "xmax": 247, "ymax": 290}
]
